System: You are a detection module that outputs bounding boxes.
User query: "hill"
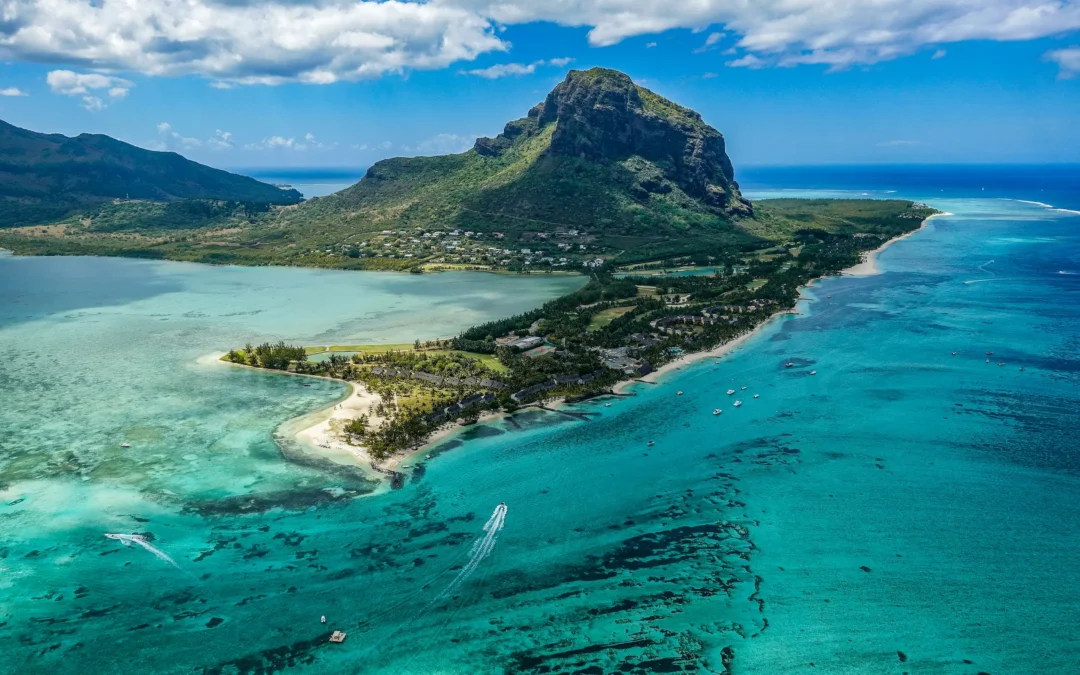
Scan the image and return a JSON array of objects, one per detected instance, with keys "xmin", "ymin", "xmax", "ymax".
[
  {"xmin": 0, "ymin": 70, "xmax": 934, "ymax": 270},
  {"xmin": 0, "ymin": 119, "xmax": 302, "ymax": 228},
  {"xmin": 278, "ymin": 68, "xmax": 754, "ymax": 262}
]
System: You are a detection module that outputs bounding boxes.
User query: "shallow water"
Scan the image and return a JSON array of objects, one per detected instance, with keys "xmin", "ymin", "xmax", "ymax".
[{"xmin": 2, "ymin": 192, "xmax": 1079, "ymax": 674}]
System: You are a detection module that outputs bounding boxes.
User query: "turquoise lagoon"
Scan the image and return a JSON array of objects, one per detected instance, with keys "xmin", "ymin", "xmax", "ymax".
[{"xmin": 2, "ymin": 192, "xmax": 1079, "ymax": 674}]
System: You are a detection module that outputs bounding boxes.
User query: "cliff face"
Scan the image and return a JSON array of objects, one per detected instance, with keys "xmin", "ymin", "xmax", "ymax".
[{"xmin": 475, "ymin": 68, "xmax": 751, "ymax": 217}]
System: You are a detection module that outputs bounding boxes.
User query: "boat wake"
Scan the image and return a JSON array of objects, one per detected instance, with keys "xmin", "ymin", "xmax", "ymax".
[
  {"xmin": 434, "ymin": 503, "xmax": 507, "ymax": 601},
  {"xmin": 105, "ymin": 533, "xmax": 180, "ymax": 569}
]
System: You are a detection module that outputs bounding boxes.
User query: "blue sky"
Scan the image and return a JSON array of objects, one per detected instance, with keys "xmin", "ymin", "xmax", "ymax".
[{"xmin": 1, "ymin": 1, "xmax": 1078, "ymax": 170}]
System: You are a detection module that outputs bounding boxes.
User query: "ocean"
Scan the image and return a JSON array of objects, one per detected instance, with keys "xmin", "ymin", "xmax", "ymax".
[{"xmin": 0, "ymin": 166, "xmax": 1077, "ymax": 674}]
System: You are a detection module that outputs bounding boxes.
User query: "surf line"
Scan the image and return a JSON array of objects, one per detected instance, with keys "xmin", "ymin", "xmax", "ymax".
[
  {"xmin": 435, "ymin": 502, "xmax": 507, "ymax": 601},
  {"xmin": 105, "ymin": 533, "xmax": 181, "ymax": 569}
]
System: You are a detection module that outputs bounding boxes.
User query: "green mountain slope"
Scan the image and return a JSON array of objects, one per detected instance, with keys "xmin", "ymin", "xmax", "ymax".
[
  {"xmin": 0, "ymin": 119, "xmax": 302, "ymax": 227},
  {"xmin": 278, "ymin": 68, "xmax": 755, "ymax": 256}
]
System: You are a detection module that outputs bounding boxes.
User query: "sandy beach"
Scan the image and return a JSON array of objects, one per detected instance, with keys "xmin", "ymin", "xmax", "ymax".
[
  {"xmin": 845, "ymin": 211, "xmax": 951, "ymax": 276},
  {"xmin": 261, "ymin": 211, "xmax": 950, "ymax": 480}
]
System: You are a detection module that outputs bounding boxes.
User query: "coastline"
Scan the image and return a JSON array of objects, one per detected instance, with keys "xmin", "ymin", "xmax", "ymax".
[
  {"xmin": 256, "ymin": 211, "xmax": 947, "ymax": 482},
  {"xmin": 844, "ymin": 211, "xmax": 951, "ymax": 276}
]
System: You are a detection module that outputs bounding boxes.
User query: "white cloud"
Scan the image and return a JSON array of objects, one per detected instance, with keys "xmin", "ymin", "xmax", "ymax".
[
  {"xmin": 405, "ymin": 133, "xmax": 474, "ymax": 155},
  {"xmin": 46, "ymin": 70, "xmax": 132, "ymax": 110},
  {"xmin": 727, "ymin": 54, "xmax": 766, "ymax": 69},
  {"xmin": 645, "ymin": 42, "xmax": 658, "ymax": 48},
  {"xmin": 244, "ymin": 133, "xmax": 333, "ymax": 151},
  {"xmin": 1045, "ymin": 46, "xmax": 1080, "ymax": 79},
  {"xmin": 207, "ymin": 130, "xmax": 234, "ymax": 150},
  {"xmin": 701, "ymin": 72, "xmax": 718, "ymax": 79},
  {"xmin": 472, "ymin": 0, "xmax": 1080, "ymax": 69},
  {"xmin": 2, "ymin": 1, "xmax": 508, "ymax": 87},
  {"xmin": 0, "ymin": 87, "xmax": 28, "ymax": 96},
  {"xmin": 155, "ymin": 122, "xmax": 234, "ymax": 151},
  {"xmin": 463, "ymin": 57, "xmax": 572, "ymax": 79},
  {"xmin": 694, "ymin": 31, "xmax": 725, "ymax": 53},
  {"xmin": 1, "ymin": 1, "xmax": 1077, "ymax": 83},
  {"xmin": 932, "ymin": 48, "xmax": 948, "ymax": 59}
]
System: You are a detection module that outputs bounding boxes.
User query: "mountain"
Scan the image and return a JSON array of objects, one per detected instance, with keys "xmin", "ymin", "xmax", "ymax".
[
  {"xmin": 279, "ymin": 68, "xmax": 755, "ymax": 261},
  {"xmin": 0, "ymin": 119, "xmax": 302, "ymax": 228}
]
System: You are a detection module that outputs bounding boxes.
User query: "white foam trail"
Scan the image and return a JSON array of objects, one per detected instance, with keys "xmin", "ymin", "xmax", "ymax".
[
  {"xmin": 1061, "ymin": 271, "xmax": 1078, "ymax": 275},
  {"xmin": 105, "ymin": 533, "xmax": 180, "ymax": 569},
  {"xmin": 1013, "ymin": 199, "xmax": 1055, "ymax": 208},
  {"xmin": 436, "ymin": 504, "xmax": 506, "ymax": 600}
]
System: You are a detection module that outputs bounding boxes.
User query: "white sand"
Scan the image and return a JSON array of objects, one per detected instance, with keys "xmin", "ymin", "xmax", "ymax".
[{"xmin": 845, "ymin": 212, "xmax": 951, "ymax": 277}]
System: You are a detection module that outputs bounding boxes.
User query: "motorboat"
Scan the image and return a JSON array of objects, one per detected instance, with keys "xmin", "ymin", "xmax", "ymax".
[
  {"xmin": 647, "ymin": 441, "xmax": 654, "ymax": 447},
  {"xmin": 727, "ymin": 389, "xmax": 735, "ymax": 395},
  {"xmin": 785, "ymin": 362, "xmax": 794, "ymax": 368},
  {"xmin": 733, "ymin": 401, "xmax": 742, "ymax": 407},
  {"xmin": 810, "ymin": 370, "xmax": 817, "ymax": 375},
  {"xmin": 120, "ymin": 443, "xmax": 131, "ymax": 448},
  {"xmin": 677, "ymin": 391, "xmax": 683, "ymax": 396},
  {"xmin": 740, "ymin": 386, "xmax": 747, "ymax": 390},
  {"xmin": 713, "ymin": 409, "xmax": 721, "ymax": 415},
  {"xmin": 753, "ymin": 394, "xmax": 759, "ymax": 399}
]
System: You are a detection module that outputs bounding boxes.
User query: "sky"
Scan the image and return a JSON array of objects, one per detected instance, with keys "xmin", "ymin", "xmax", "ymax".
[{"xmin": 0, "ymin": 0, "xmax": 1078, "ymax": 171}]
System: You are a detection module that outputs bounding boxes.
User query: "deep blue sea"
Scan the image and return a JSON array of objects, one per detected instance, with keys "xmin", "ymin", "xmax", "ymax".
[{"xmin": 1, "ymin": 166, "xmax": 1078, "ymax": 674}]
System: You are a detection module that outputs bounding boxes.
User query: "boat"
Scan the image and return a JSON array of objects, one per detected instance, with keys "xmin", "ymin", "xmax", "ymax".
[
  {"xmin": 500, "ymin": 501, "xmax": 506, "ymax": 509},
  {"xmin": 677, "ymin": 391, "xmax": 683, "ymax": 396},
  {"xmin": 648, "ymin": 441, "xmax": 654, "ymax": 447},
  {"xmin": 713, "ymin": 409, "xmax": 721, "ymax": 415},
  {"xmin": 951, "ymin": 351, "xmax": 957, "ymax": 355},
  {"xmin": 986, "ymin": 351, "xmax": 993, "ymax": 355},
  {"xmin": 733, "ymin": 401, "xmax": 742, "ymax": 407},
  {"xmin": 785, "ymin": 362, "xmax": 794, "ymax": 368},
  {"xmin": 726, "ymin": 389, "xmax": 735, "ymax": 395},
  {"xmin": 810, "ymin": 370, "xmax": 817, "ymax": 375},
  {"xmin": 998, "ymin": 362, "xmax": 1004, "ymax": 366},
  {"xmin": 605, "ymin": 403, "xmax": 611, "ymax": 407},
  {"xmin": 120, "ymin": 443, "xmax": 131, "ymax": 448},
  {"xmin": 986, "ymin": 358, "xmax": 990, "ymax": 363},
  {"xmin": 740, "ymin": 386, "xmax": 747, "ymax": 390},
  {"xmin": 329, "ymin": 631, "xmax": 347, "ymax": 644},
  {"xmin": 753, "ymin": 394, "xmax": 759, "ymax": 399}
]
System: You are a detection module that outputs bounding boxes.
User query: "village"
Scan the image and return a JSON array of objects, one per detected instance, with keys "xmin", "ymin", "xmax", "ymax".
[{"xmin": 299, "ymin": 226, "xmax": 607, "ymax": 270}]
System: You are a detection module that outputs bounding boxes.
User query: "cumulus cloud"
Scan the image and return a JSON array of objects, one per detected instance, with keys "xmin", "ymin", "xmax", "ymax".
[
  {"xmin": 1045, "ymin": 46, "xmax": 1080, "ymax": 78},
  {"xmin": 472, "ymin": 0, "xmax": 1080, "ymax": 69},
  {"xmin": 244, "ymin": 132, "xmax": 333, "ymax": 151},
  {"xmin": 46, "ymin": 69, "xmax": 131, "ymax": 110},
  {"xmin": 2, "ymin": 0, "xmax": 1077, "ymax": 83},
  {"xmin": 154, "ymin": 122, "xmax": 234, "ymax": 151},
  {"xmin": 1, "ymin": 87, "xmax": 28, "ymax": 96},
  {"xmin": 1, "ymin": 0, "xmax": 507, "ymax": 87},
  {"xmin": 463, "ymin": 57, "xmax": 573, "ymax": 78}
]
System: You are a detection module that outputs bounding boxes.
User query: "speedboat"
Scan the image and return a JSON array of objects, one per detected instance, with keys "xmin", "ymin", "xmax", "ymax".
[
  {"xmin": 713, "ymin": 409, "xmax": 721, "ymax": 415},
  {"xmin": 647, "ymin": 441, "xmax": 654, "ymax": 447},
  {"xmin": 740, "ymin": 386, "xmax": 747, "ymax": 390},
  {"xmin": 120, "ymin": 443, "xmax": 131, "ymax": 448},
  {"xmin": 733, "ymin": 400, "xmax": 742, "ymax": 407},
  {"xmin": 998, "ymin": 362, "xmax": 1004, "ymax": 366},
  {"xmin": 605, "ymin": 403, "xmax": 611, "ymax": 407},
  {"xmin": 785, "ymin": 362, "xmax": 794, "ymax": 368},
  {"xmin": 810, "ymin": 370, "xmax": 817, "ymax": 375},
  {"xmin": 727, "ymin": 389, "xmax": 735, "ymax": 395},
  {"xmin": 677, "ymin": 391, "xmax": 683, "ymax": 396},
  {"xmin": 753, "ymin": 394, "xmax": 759, "ymax": 399},
  {"xmin": 951, "ymin": 352, "xmax": 957, "ymax": 355}
]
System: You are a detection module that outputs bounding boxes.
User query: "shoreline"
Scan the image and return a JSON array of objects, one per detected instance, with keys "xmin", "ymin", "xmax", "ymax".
[
  {"xmin": 248, "ymin": 211, "xmax": 947, "ymax": 482},
  {"xmin": 844, "ymin": 211, "xmax": 951, "ymax": 277}
]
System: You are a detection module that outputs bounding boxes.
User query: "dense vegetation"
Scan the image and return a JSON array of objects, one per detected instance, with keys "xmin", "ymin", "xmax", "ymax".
[{"xmin": 222, "ymin": 197, "xmax": 937, "ymax": 464}]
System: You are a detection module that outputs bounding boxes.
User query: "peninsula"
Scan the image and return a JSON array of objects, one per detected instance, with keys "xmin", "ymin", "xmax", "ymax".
[{"xmin": 0, "ymin": 68, "xmax": 938, "ymax": 474}]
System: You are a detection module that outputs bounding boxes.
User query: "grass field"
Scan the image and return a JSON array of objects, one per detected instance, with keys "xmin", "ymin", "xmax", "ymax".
[{"xmin": 587, "ymin": 305, "xmax": 636, "ymax": 331}]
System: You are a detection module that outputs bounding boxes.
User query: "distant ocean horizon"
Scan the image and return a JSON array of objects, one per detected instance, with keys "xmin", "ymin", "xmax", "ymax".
[{"xmin": 237, "ymin": 163, "xmax": 1080, "ymax": 209}]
